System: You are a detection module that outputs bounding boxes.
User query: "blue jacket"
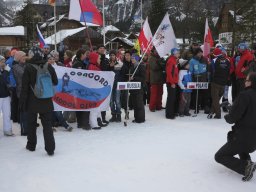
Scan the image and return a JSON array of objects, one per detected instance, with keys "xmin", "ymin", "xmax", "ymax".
[
  {"xmin": 189, "ymin": 57, "xmax": 207, "ymax": 75},
  {"xmin": 5, "ymin": 56, "xmax": 16, "ymax": 87},
  {"xmin": 178, "ymin": 70, "xmax": 192, "ymax": 93}
]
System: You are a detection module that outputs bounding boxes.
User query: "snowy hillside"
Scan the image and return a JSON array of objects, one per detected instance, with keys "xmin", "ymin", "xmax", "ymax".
[{"xmin": 0, "ymin": 89, "xmax": 256, "ymax": 192}]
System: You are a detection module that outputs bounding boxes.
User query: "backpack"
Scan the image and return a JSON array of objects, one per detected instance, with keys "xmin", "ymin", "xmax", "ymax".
[{"xmin": 31, "ymin": 63, "xmax": 55, "ymax": 99}]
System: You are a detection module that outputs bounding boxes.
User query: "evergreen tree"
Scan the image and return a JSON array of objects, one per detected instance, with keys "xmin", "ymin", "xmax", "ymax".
[{"xmin": 148, "ymin": 0, "xmax": 167, "ymax": 34}]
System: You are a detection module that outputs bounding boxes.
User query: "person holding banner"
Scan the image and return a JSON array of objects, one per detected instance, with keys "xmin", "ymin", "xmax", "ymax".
[
  {"xmin": 72, "ymin": 49, "xmax": 90, "ymax": 130},
  {"xmin": 165, "ymin": 48, "xmax": 180, "ymax": 119},
  {"xmin": 189, "ymin": 48, "xmax": 209, "ymax": 114},
  {"xmin": 109, "ymin": 50, "xmax": 123, "ymax": 122}
]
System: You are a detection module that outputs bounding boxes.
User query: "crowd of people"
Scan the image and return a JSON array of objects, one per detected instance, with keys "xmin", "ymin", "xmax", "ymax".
[{"xmin": 0, "ymin": 42, "xmax": 256, "ymax": 169}]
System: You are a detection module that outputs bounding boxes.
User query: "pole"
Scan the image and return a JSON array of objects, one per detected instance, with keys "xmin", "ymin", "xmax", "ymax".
[
  {"xmin": 54, "ymin": 2, "xmax": 57, "ymax": 51},
  {"xmin": 103, "ymin": 0, "xmax": 106, "ymax": 46},
  {"xmin": 140, "ymin": 0, "xmax": 143, "ymax": 29},
  {"xmin": 79, "ymin": 0, "xmax": 93, "ymax": 51}
]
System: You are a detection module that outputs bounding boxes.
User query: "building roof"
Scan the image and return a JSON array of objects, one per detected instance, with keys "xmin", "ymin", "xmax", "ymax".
[
  {"xmin": 0, "ymin": 26, "xmax": 25, "ymax": 36},
  {"xmin": 101, "ymin": 25, "xmax": 120, "ymax": 35},
  {"xmin": 44, "ymin": 27, "xmax": 86, "ymax": 45},
  {"xmin": 106, "ymin": 37, "xmax": 134, "ymax": 47}
]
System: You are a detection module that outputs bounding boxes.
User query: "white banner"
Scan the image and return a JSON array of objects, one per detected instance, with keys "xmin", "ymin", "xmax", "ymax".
[
  {"xmin": 219, "ymin": 32, "xmax": 233, "ymax": 44},
  {"xmin": 117, "ymin": 82, "xmax": 141, "ymax": 90},
  {"xmin": 187, "ymin": 82, "xmax": 209, "ymax": 89},
  {"xmin": 52, "ymin": 66, "xmax": 115, "ymax": 111}
]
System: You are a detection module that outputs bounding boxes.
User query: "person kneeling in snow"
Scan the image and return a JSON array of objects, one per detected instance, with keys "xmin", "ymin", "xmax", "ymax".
[{"xmin": 215, "ymin": 72, "xmax": 256, "ymax": 181}]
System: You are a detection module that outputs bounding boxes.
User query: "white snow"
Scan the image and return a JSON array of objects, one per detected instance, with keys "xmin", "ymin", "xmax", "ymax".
[
  {"xmin": 44, "ymin": 27, "xmax": 86, "ymax": 45},
  {"xmin": 101, "ymin": 25, "xmax": 120, "ymax": 35},
  {"xmin": 0, "ymin": 88, "xmax": 256, "ymax": 192},
  {"xmin": 0, "ymin": 26, "xmax": 25, "ymax": 36}
]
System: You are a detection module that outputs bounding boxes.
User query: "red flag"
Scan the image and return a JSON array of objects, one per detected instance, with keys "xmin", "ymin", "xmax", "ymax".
[
  {"xmin": 138, "ymin": 17, "xmax": 153, "ymax": 53},
  {"xmin": 203, "ymin": 18, "xmax": 214, "ymax": 57}
]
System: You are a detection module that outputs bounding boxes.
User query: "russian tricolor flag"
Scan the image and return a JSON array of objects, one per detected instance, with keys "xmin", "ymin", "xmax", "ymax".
[
  {"xmin": 36, "ymin": 25, "xmax": 46, "ymax": 48},
  {"xmin": 69, "ymin": 0, "xmax": 103, "ymax": 26}
]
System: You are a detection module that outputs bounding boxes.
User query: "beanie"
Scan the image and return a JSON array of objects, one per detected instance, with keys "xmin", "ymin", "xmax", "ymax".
[
  {"xmin": 178, "ymin": 58, "xmax": 189, "ymax": 68},
  {"xmin": 14, "ymin": 51, "xmax": 26, "ymax": 62},
  {"xmin": 170, "ymin": 48, "xmax": 179, "ymax": 55},
  {"xmin": 213, "ymin": 48, "xmax": 222, "ymax": 57},
  {"xmin": 238, "ymin": 43, "xmax": 248, "ymax": 50},
  {"xmin": 0, "ymin": 55, "xmax": 5, "ymax": 62}
]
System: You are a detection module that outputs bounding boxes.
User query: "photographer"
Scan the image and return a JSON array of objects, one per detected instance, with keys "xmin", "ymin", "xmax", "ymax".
[{"xmin": 215, "ymin": 72, "xmax": 256, "ymax": 181}]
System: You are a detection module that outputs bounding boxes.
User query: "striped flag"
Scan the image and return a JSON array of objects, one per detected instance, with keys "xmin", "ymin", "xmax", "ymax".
[
  {"xmin": 69, "ymin": 0, "xmax": 103, "ymax": 26},
  {"xmin": 36, "ymin": 25, "xmax": 46, "ymax": 49},
  {"xmin": 203, "ymin": 18, "xmax": 214, "ymax": 57},
  {"xmin": 138, "ymin": 17, "xmax": 153, "ymax": 53}
]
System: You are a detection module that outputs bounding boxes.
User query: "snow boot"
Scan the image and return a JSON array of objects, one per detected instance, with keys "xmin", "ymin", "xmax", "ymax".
[
  {"xmin": 109, "ymin": 114, "xmax": 117, "ymax": 122},
  {"xmin": 97, "ymin": 118, "xmax": 108, "ymax": 127},
  {"xmin": 116, "ymin": 114, "xmax": 121, "ymax": 122},
  {"xmin": 242, "ymin": 161, "xmax": 256, "ymax": 181},
  {"xmin": 207, "ymin": 113, "xmax": 214, "ymax": 119}
]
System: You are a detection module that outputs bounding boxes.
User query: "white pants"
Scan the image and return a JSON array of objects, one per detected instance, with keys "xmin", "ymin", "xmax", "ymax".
[
  {"xmin": 89, "ymin": 111, "xmax": 101, "ymax": 128},
  {"xmin": 0, "ymin": 97, "xmax": 12, "ymax": 134}
]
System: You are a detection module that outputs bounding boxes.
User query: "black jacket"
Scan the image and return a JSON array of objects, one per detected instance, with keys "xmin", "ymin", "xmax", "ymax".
[
  {"xmin": 0, "ymin": 69, "xmax": 10, "ymax": 98},
  {"xmin": 72, "ymin": 59, "xmax": 87, "ymax": 69},
  {"xmin": 225, "ymin": 88, "xmax": 256, "ymax": 148},
  {"xmin": 211, "ymin": 57, "xmax": 231, "ymax": 86},
  {"xmin": 100, "ymin": 54, "xmax": 110, "ymax": 71},
  {"xmin": 19, "ymin": 62, "xmax": 58, "ymax": 113}
]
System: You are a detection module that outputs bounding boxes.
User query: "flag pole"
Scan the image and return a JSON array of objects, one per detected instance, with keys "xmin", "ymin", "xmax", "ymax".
[
  {"xmin": 103, "ymin": 0, "xmax": 106, "ymax": 46},
  {"xmin": 79, "ymin": 0, "xmax": 93, "ymax": 51},
  {"xmin": 140, "ymin": 0, "xmax": 143, "ymax": 29},
  {"xmin": 54, "ymin": 2, "xmax": 57, "ymax": 51}
]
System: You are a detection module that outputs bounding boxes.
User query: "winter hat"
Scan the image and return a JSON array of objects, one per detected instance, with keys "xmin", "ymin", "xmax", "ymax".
[
  {"xmin": 50, "ymin": 50, "xmax": 59, "ymax": 59},
  {"xmin": 170, "ymin": 48, "xmax": 180, "ymax": 55},
  {"xmin": 14, "ymin": 51, "xmax": 26, "ymax": 62},
  {"xmin": 179, "ymin": 58, "xmax": 189, "ymax": 68},
  {"xmin": 43, "ymin": 44, "xmax": 50, "ymax": 49},
  {"xmin": 89, "ymin": 52, "xmax": 99, "ymax": 65},
  {"xmin": 28, "ymin": 46, "xmax": 45, "ymax": 63},
  {"xmin": 215, "ymin": 43, "xmax": 223, "ymax": 48},
  {"xmin": 213, "ymin": 48, "xmax": 222, "ymax": 57},
  {"xmin": 238, "ymin": 43, "xmax": 248, "ymax": 50},
  {"xmin": 0, "ymin": 55, "xmax": 5, "ymax": 62},
  {"xmin": 131, "ymin": 54, "xmax": 140, "ymax": 62},
  {"xmin": 193, "ymin": 47, "xmax": 203, "ymax": 56}
]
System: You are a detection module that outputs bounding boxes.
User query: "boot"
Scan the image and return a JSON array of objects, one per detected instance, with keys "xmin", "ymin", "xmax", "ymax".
[
  {"xmin": 97, "ymin": 118, "xmax": 108, "ymax": 127},
  {"xmin": 109, "ymin": 114, "xmax": 117, "ymax": 122},
  {"xmin": 242, "ymin": 161, "xmax": 256, "ymax": 181},
  {"xmin": 116, "ymin": 114, "xmax": 121, "ymax": 122}
]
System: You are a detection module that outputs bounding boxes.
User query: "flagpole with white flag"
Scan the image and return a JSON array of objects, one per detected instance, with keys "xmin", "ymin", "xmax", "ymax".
[
  {"xmin": 54, "ymin": 2, "xmax": 57, "ymax": 51},
  {"xmin": 103, "ymin": 0, "xmax": 106, "ymax": 46},
  {"xmin": 152, "ymin": 13, "xmax": 177, "ymax": 58}
]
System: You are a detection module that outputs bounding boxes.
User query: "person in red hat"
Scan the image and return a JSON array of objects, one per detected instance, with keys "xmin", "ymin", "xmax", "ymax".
[{"xmin": 208, "ymin": 48, "xmax": 231, "ymax": 119}]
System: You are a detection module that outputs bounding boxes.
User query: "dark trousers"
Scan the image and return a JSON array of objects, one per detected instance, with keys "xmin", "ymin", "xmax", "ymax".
[
  {"xmin": 149, "ymin": 84, "xmax": 163, "ymax": 110},
  {"xmin": 179, "ymin": 92, "xmax": 191, "ymax": 115},
  {"xmin": 144, "ymin": 82, "xmax": 151, "ymax": 105},
  {"xmin": 215, "ymin": 136, "xmax": 254, "ymax": 176},
  {"xmin": 10, "ymin": 87, "xmax": 19, "ymax": 122},
  {"xmin": 131, "ymin": 89, "xmax": 145, "ymax": 123},
  {"xmin": 20, "ymin": 111, "xmax": 28, "ymax": 135},
  {"xmin": 211, "ymin": 83, "xmax": 224, "ymax": 117},
  {"xmin": 27, "ymin": 112, "xmax": 55, "ymax": 153},
  {"xmin": 166, "ymin": 84, "xmax": 177, "ymax": 118},
  {"xmin": 76, "ymin": 111, "xmax": 89, "ymax": 128},
  {"xmin": 236, "ymin": 79, "xmax": 245, "ymax": 98},
  {"xmin": 53, "ymin": 111, "xmax": 69, "ymax": 128}
]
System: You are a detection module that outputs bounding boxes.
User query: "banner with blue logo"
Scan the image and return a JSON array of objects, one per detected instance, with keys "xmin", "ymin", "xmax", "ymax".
[{"xmin": 52, "ymin": 66, "xmax": 115, "ymax": 111}]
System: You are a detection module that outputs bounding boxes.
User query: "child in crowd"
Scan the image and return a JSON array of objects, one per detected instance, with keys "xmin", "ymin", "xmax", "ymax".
[{"xmin": 178, "ymin": 59, "xmax": 192, "ymax": 117}]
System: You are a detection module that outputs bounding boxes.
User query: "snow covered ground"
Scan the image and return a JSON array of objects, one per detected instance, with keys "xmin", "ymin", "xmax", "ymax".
[{"xmin": 0, "ymin": 91, "xmax": 256, "ymax": 192}]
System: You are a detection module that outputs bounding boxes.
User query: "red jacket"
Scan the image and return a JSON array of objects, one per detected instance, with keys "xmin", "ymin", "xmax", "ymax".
[
  {"xmin": 88, "ymin": 52, "xmax": 101, "ymax": 71},
  {"xmin": 235, "ymin": 50, "xmax": 254, "ymax": 79},
  {"xmin": 166, "ymin": 56, "xmax": 179, "ymax": 84}
]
